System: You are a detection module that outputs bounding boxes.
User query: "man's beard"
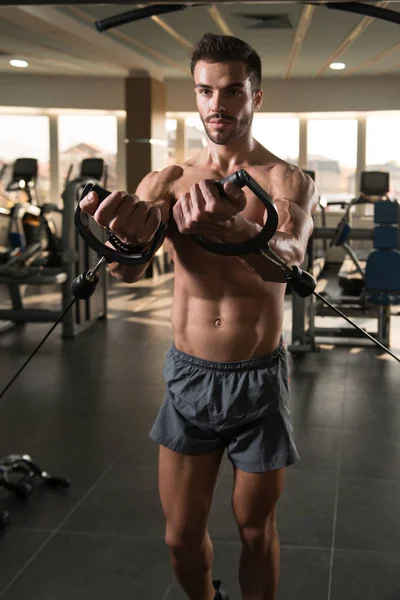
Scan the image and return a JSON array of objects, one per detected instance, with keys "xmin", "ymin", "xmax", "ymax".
[{"xmin": 201, "ymin": 112, "xmax": 253, "ymax": 145}]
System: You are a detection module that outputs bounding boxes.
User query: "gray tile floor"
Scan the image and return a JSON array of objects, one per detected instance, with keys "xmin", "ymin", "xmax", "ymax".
[{"xmin": 1, "ymin": 274, "xmax": 400, "ymax": 599}]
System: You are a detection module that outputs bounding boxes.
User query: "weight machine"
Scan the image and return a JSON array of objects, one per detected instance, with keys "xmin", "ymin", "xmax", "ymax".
[
  {"xmin": 0, "ymin": 158, "xmax": 108, "ymax": 338},
  {"xmin": 289, "ymin": 171, "xmax": 400, "ymax": 354}
]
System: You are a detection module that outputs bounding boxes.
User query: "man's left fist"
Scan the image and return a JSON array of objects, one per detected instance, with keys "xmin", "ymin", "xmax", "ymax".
[{"xmin": 173, "ymin": 179, "xmax": 246, "ymax": 236}]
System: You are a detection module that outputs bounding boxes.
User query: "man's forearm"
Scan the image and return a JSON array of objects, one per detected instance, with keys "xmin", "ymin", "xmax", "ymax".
[
  {"xmin": 221, "ymin": 215, "xmax": 304, "ymax": 283},
  {"xmin": 105, "ymin": 236, "xmax": 163, "ymax": 284},
  {"xmin": 108, "ymin": 261, "xmax": 149, "ymax": 283},
  {"xmin": 239, "ymin": 252, "xmax": 287, "ymax": 283}
]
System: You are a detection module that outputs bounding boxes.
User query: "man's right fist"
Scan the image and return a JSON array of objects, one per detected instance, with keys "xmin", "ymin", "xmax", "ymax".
[{"xmin": 79, "ymin": 190, "xmax": 161, "ymax": 247}]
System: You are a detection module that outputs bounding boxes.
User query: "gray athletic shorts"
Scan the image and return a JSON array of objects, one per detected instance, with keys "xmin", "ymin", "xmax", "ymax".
[{"xmin": 149, "ymin": 340, "xmax": 299, "ymax": 473}]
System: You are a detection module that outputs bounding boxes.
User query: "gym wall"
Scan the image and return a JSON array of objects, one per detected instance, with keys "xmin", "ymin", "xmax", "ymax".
[
  {"xmin": 0, "ymin": 73, "xmax": 399, "ymax": 113},
  {"xmin": 166, "ymin": 75, "xmax": 400, "ymax": 114}
]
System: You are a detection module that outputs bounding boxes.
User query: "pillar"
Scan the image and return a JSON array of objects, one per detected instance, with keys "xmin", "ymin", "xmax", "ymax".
[
  {"xmin": 49, "ymin": 114, "xmax": 60, "ymax": 205},
  {"xmin": 125, "ymin": 74, "xmax": 169, "ymax": 278},
  {"xmin": 354, "ymin": 117, "xmax": 367, "ymax": 223},
  {"xmin": 175, "ymin": 117, "xmax": 186, "ymax": 164},
  {"xmin": 124, "ymin": 75, "xmax": 168, "ymax": 193},
  {"xmin": 356, "ymin": 117, "xmax": 367, "ymax": 196},
  {"xmin": 299, "ymin": 117, "xmax": 308, "ymax": 171},
  {"xmin": 116, "ymin": 113, "xmax": 127, "ymax": 191}
]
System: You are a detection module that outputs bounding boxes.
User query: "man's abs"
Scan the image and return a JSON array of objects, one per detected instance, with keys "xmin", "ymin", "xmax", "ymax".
[
  {"xmin": 163, "ymin": 159, "xmax": 290, "ymax": 362},
  {"xmin": 169, "ymin": 237, "xmax": 286, "ymax": 362}
]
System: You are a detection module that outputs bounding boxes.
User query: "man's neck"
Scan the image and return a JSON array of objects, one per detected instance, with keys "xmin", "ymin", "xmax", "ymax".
[{"xmin": 203, "ymin": 136, "xmax": 261, "ymax": 174}]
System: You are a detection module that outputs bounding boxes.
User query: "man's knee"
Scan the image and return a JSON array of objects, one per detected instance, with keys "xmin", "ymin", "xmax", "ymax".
[
  {"xmin": 238, "ymin": 510, "xmax": 278, "ymax": 551},
  {"xmin": 165, "ymin": 524, "xmax": 207, "ymax": 552}
]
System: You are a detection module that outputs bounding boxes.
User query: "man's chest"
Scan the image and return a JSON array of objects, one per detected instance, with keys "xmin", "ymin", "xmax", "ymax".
[{"xmin": 172, "ymin": 167, "xmax": 274, "ymax": 226}]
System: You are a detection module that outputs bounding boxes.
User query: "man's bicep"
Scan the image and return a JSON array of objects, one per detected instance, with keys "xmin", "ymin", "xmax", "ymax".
[
  {"xmin": 268, "ymin": 197, "xmax": 311, "ymax": 241},
  {"xmin": 135, "ymin": 165, "xmax": 182, "ymax": 223},
  {"xmin": 135, "ymin": 173, "xmax": 171, "ymax": 223},
  {"xmin": 272, "ymin": 169, "xmax": 318, "ymax": 237},
  {"xmin": 290, "ymin": 203, "xmax": 314, "ymax": 249},
  {"xmin": 291, "ymin": 173, "xmax": 318, "ymax": 244}
]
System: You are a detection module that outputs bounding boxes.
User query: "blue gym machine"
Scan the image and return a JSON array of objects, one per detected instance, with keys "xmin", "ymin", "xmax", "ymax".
[{"xmin": 289, "ymin": 171, "xmax": 400, "ymax": 354}]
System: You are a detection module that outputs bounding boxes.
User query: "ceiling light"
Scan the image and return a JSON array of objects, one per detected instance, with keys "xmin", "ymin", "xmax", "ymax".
[
  {"xmin": 330, "ymin": 62, "xmax": 346, "ymax": 70},
  {"xmin": 10, "ymin": 59, "xmax": 28, "ymax": 68}
]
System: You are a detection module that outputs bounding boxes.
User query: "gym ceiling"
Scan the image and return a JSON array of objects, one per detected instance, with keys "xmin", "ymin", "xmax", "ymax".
[{"xmin": 0, "ymin": 2, "xmax": 399, "ymax": 81}]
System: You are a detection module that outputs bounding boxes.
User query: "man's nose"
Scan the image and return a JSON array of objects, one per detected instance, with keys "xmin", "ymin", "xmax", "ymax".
[{"xmin": 210, "ymin": 91, "xmax": 226, "ymax": 113}]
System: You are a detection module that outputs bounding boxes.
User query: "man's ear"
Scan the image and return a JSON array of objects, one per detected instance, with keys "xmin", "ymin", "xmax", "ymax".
[{"xmin": 254, "ymin": 89, "xmax": 263, "ymax": 111}]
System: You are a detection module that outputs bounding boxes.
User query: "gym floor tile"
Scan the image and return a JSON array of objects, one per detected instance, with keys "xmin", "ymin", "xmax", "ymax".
[
  {"xmin": 277, "ymin": 547, "xmax": 331, "ymax": 600},
  {"xmin": 290, "ymin": 360, "xmax": 347, "ymax": 380},
  {"xmin": 343, "ymin": 392, "xmax": 400, "ymax": 430},
  {"xmin": 102, "ymin": 350, "xmax": 167, "ymax": 386},
  {"xmin": 78, "ymin": 381, "xmax": 165, "ymax": 419},
  {"xmin": 4, "ymin": 381, "xmax": 164, "ymax": 421},
  {"xmin": 335, "ymin": 477, "xmax": 400, "ymax": 552},
  {"xmin": 0, "ymin": 383, "xmax": 90, "ymax": 418},
  {"xmin": 291, "ymin": 426, "xmax": 342, "ymax": 478},
  {"xmin": 26, "ymin": 413, "xmax": 142, "ymax": 463},
  {"xmin": 69, "ymin": 353, "xmax": 162, "ymax": 386},
  {"xmin": 277, "ymin": 471, "xmax": 336, "ymax": 549},
  {"xmin": 287, "ymin": 347, "xmax": 351, "ymax": 366},
  {"xmin": 54, "ymin": 347, "xmax": 167, "ymax": 386},
  {"xmin": 344, "ymin": 364, "xmax": 400, "ymax": 394},
  {"xmin": 59, "ymin": 464, "xmax": 166, "ymax": 538},
  {"xmin": 340, "ymin": 428, "xmax": 400, "ymax": 480},
  {"xmin": 345, "ymin": 347, "xmax": 400, "ymax": 367},
  {"xmin": 0, "ymin": 532, "xmax": 173, "ymax": 600},
  {"xmin": 330, "ymin": 550, "xmax": 400, "ymax": 600},
  {"xmin": 118, "ymin": 436, "xmax": 161, "ymax": 467},
  {"xmin": 1, "ymin": 335, "xmax": 169, "ymax": 397},
  {"xmin": 105, "ymin": 315, "xmax": 174, "ymax": 345},
  {"xmin": 1, "ymin": 460, "xmax": 112, "ymax": 532},
  {"xmin": 0, "ymin": 416, "xmax": 48, "ymax": 455},
  {"xmin": 0, "ymin": 530, "xmax": 50, "ymax": 593},
  {"xmin": 290, "ymin": 392, "xmax": 345, "ymax": 428},
  {"xmin": 289, "ymin": 368, "xmax": 347, "ymax": 400},
  {"xmin": 1, "ymin": 414, "xmax": 140, "ymax": 530}
]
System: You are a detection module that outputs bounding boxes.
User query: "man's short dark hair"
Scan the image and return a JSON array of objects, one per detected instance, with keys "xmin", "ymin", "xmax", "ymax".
[{"xmin": 190, "ymin": 33, "xmax": 262, "ymax": 90}]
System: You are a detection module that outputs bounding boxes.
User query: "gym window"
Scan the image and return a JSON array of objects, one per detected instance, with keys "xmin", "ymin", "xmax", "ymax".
[{"xmin": 366, "ymin": 114, "xmax": 400, "ymax": 200}]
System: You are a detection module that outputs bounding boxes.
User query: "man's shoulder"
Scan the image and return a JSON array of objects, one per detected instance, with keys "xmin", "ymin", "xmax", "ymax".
[
  {"xmin": 263, "ymin": 160, "xmax": 314, "ymax": 187},
  {"xmin": 250, "ymin": 158, "xmax": 310, "ymax": 190},
  {"xmin": 136, "ymin": 153, "xmax": 214, "ymax": 201},
  {"xmin": 136, "ymin": 164, "xmax": 184, "ymax": 199},
  {"xmin": 143, "ymin": 164, "xmax": 185, "ymax": 187},
  {"xmin": 247, "ymin": 157, "xmax": 293, "ymax": 182}
]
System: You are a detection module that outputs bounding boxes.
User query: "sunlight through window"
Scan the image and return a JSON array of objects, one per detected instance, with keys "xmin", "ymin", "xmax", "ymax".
[
  {"xmin": 366, "ymin": 115, "xmax": 400, "ymax": 200},
  {"xmin": 58, "ymin": 114, "xmax": 118, "ymax": 189},
  {"xmin": 307, "ymin": 119, "xmax": 358, "ymax": 203}
]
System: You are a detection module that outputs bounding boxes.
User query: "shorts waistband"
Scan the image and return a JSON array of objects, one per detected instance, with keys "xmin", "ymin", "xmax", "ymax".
[{"xmin": 169, "ymin": 339, "xmax": 285, "ymax": 372}]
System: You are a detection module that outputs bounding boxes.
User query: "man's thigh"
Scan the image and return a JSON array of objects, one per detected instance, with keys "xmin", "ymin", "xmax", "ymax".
[
  {"xmin": 231, "ymin": 466, "xmax": 286, "ymax": 530},
  {"xmin": 159, "ymin": 444, "xmax": 225, "ymax": 544}
]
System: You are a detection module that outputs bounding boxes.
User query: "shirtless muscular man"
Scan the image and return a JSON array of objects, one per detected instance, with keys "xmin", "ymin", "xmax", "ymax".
[{"xmin": 80, "ymin": 33, "xmax": 318, "ymax": 600}]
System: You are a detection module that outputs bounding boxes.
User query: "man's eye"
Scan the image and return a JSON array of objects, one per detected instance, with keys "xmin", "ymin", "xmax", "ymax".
[
  {"xmin": 200, "ymin": 89, "xmax": 211, "ymax": 95},
  {"xmin": 228, "ymin": 89, "xmax": 241, "ymax": 96}
]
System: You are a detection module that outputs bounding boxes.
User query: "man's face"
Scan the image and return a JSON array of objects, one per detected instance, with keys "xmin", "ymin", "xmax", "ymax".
[{"xmin": 193, "ymin": 60, "xmax": 262, "ymax": 145}]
